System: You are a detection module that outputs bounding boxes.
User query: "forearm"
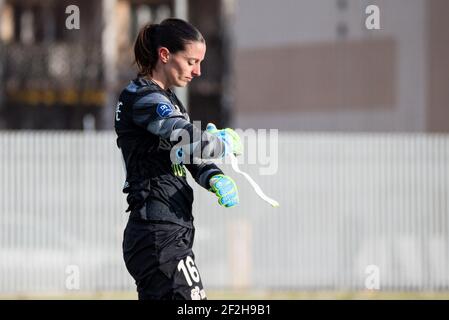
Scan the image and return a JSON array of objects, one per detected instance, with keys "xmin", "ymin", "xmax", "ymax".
[
  {"xmin": 147, "ymin": 117, "xmax": 226, "ymax": 160},
  {"xmin": 185, "ymin": 161, "xmax": 224, "ymax": 190}
]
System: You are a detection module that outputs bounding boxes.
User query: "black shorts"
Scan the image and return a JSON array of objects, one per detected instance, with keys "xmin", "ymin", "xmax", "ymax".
[{"xmin": 123, "ymin": 218, "xmax": 207, "ymax": 300}]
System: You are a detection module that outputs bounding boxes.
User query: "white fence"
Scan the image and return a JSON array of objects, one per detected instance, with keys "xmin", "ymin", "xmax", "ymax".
[{"xmin": 0, "ymin": 132, "xmax": 448, "ymax": 295}]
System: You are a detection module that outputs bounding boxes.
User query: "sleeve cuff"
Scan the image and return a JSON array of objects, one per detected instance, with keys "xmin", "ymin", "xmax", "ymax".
[{"xmin": 198, "ymin": 168, "xmax": 223, "ymax": 190}]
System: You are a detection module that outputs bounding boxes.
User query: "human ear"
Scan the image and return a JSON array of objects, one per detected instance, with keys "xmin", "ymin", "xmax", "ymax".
[{"xmin": 159, "ymin": 47, "xmax": 170, "ymax": 64}]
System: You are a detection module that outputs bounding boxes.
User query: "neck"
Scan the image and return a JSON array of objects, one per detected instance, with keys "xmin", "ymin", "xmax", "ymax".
[{"xmin": 145, "ymin": 69, "xmax": 169, "ymax": 90}]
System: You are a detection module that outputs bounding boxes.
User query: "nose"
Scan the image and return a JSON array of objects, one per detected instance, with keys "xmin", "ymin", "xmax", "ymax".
[{"xmin": 192, "ymin": 64, "xmax": 201, "ymax": 77}]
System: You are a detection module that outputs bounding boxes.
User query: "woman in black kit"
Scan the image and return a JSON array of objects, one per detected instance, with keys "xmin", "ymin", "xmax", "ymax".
[{"xmin": 114, "ymin": 18, "xmax": 243, "ymax": 300}]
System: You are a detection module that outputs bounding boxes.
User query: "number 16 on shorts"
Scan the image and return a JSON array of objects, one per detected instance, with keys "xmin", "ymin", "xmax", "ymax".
[
  {"xmin": 177, "ymin": 256, "xmax": 207, "ymax": 300},
  {"xmin": 177, "ymin": 256, "xmax": 200, "ymax": 286}
]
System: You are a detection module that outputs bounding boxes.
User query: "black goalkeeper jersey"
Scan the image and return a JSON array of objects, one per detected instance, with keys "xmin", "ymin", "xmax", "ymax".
[{"xmin": 114, "ymin": 78, "xmax": 224, "ymax": 228}]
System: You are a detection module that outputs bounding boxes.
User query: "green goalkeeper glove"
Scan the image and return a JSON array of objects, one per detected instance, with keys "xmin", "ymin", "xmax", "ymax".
[
  {"xmin": 206, "ymin": 123, "xmax": 243, "ymax": 157},
  {"xmin": 209, "ymin": 174, "xmax": 239, "ymax": 208}
]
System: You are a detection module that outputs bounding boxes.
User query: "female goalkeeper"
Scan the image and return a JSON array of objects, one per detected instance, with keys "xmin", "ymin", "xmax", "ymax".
[{"xmin": 114, "ymin": 18, "xmax": 242, "ymax": 300}]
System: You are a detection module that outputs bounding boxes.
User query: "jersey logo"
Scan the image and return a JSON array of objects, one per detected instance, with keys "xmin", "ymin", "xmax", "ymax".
[
  {"xmin": 115, "ymin": 101, "xmax": 123, "ymax": 121},
  {"xmin": 172, "ymin": 164, "xmax": 186, "ymax": 177},
  {"xmin": 156, "ymin": 103, "xmax": 173, "ymax": 118}
]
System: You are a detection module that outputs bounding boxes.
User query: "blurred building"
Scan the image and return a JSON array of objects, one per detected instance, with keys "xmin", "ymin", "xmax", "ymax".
[
  {"xmin": 0, "ymin": 0, "xmax": 104, "ymax": 129},
  {"xmin": 0, "ymin": 0, "xmax": 232, "ymax": 130},
  {"xmin": 232, "ymin": 0, "xmax": 449, "ymax": 132},
  {"xmin": 1, "ymin": 0, "xmax": 447, "ymax": 132}
]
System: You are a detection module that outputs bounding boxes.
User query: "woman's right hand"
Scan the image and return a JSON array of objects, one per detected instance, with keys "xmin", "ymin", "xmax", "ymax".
[{"xmin": 206, "ymin": 123, "xmax": 243, "ymax": 157}]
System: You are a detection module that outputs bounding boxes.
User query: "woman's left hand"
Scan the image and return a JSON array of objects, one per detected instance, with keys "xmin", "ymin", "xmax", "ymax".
[{"xmin": 209, "ymin": 174, "xmax": 239, "ymax": 208}]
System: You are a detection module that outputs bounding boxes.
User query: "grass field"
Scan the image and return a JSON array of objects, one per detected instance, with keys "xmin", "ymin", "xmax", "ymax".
[{"xmin": 2, "ymin": 290, "xmax": 449, "ymax": 300}]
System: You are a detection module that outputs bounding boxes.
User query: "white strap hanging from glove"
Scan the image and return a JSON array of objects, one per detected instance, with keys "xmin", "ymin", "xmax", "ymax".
[{"xmin": 229, "ymin": 153, "xmax": 280, "ymax": 208}]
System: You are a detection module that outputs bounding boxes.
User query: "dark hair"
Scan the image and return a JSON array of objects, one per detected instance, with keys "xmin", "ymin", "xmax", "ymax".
[{"xmin": 134, "ymin": 18, "xmax": 205, "ymax": 77}]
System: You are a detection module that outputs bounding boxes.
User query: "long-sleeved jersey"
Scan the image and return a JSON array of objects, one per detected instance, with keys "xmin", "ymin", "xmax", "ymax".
[{"xmin": 114, "ymin": 78, "xmax": 225, "ymax": 228}]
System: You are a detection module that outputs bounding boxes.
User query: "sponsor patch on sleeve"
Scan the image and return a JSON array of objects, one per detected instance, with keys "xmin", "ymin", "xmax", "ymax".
[{"xmin": 156, "ymin": 103, "xmax": 174, "ymax": 118}]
